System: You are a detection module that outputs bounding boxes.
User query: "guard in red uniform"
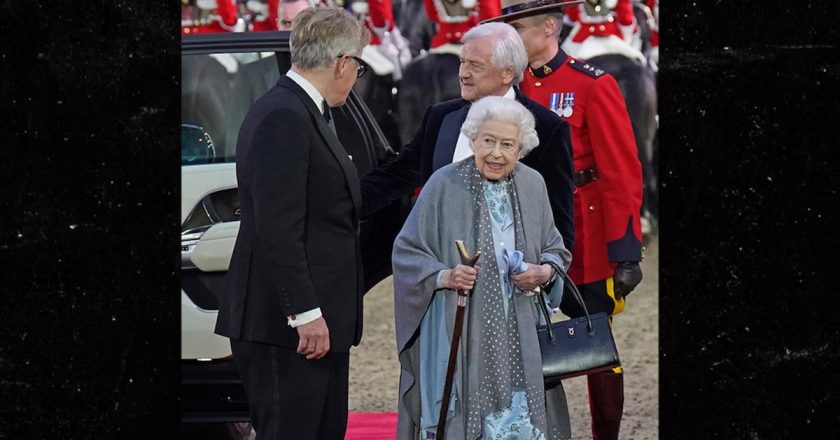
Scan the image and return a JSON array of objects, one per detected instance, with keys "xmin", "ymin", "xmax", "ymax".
[
  {"xmin": 560, "ymin": 0, "xmax": 646, "ymax": 66},
  {"xmin": 250, "ymin": 0, "xmax": 279, "ymax": 32},
  {"xmin": 563, "ymin": 0, "xmax": 635, "ymax": 44},
  {"xmin": 520, "ymin": 53, "xmax": 642, "ymax": 290},
  {"xmin": 181, "ymin": 0, "xmax": 241, "ymax": 35},
  {"xmin": 366, "ymin": 0, "xmax": 397, "ymax": 45},
  {"xmin": 363, "ymin": 0, "xmax": 412, "ymax": 78},
  {"xmin": 423, "ymin": 0, "xmax": 501, "ymax": 48},
  {"xmin": 251, "ymin": 0, "xmax": 317, "ymax": 32},
  {"xmin": 487, "ymin": 1, "xmax": 643, "ymax": 439}
]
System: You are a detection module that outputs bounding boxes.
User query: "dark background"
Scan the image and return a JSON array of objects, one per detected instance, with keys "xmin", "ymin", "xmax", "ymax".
[
  {"xmin": 657, "ymin": 2, "xmax": 840, "ymax": 438},
  {"xmin": 0, "ymin": 1, "xmax": 180, "ymax": 438},
  {"xmin": 1, "ymin": 0, "xmax": 839, "ymax": 438}
]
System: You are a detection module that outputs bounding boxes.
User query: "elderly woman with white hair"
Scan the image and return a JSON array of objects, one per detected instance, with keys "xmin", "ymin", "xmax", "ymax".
[{"xmin": 393, "ymin": 95, "xmax": 573, "ymax": 440}]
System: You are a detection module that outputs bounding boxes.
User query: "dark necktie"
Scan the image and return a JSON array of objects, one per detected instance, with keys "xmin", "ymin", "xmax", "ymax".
[
  {"xmin": 322, "ymin": 100, "xmax": 336, "ymax": 135},
  {"xmin": 322, "ymin": 99, "xmax": 331, "ymax": 122}
]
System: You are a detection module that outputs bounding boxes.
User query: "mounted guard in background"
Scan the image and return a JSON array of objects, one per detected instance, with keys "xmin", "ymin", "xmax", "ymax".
[{"xmin": 396, "ymin": 0, "xmax": 501, "ymax": 144}]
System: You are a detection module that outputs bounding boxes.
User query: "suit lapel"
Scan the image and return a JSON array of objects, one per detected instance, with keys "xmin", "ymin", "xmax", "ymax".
[
  {"xmin": 433, "ymin": 103, "xmax": 470, "ymax": 172},
  {"xmin": 277, "ymin": 76, "xmax": 362, "ymax": 223},
  {"xmin": 513, "ymin": 86, "xmax": 531, "ymax": 110}
]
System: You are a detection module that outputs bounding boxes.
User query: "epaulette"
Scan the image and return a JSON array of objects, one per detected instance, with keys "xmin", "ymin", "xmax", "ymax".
[{"xmin": 567, "ymin": 59, "xmax": 607, "ymax": 78}]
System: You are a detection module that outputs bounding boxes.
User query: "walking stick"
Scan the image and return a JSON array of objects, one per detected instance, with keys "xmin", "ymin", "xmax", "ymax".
[{"xmin": 435, "ymin": 240, "xmax": 480, "ymax": 440}]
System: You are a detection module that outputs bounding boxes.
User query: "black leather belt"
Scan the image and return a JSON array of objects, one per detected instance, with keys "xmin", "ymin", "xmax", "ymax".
[{"xmin": 575, "ymin": 167, "xmax": 599, "ymax": 187}]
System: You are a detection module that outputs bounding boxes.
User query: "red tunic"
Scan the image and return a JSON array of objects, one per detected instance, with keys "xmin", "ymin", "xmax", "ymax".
[
  {"xmin": 563, "ymin": 0, "xmax": 634, "ymax": 42},
  {"xmin": 520, "ymin": 51, "xmax": 642, "ymax": 285},
  {"xmin": 251, "ymin": 0, "xmax": 279, "ymax": 32},
  {"xmin": 366, "ymin": 0, "xmax": 396, "ymax": 45},
  {"xmin": 564, "ymin": 0, "xmax": 633, "ymax": 26},
  {"xmin": 181, "ymin": 0, "xmax": 238, "ymax": 34},
  {"xmin": 422, "ymin": 0, "xmax": 500, "ymax": 48}
]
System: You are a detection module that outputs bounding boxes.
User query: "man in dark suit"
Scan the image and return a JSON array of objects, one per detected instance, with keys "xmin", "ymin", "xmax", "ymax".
[
  {"xmin": 361, "ymin": 21, "xmax": 576, "ymax": 251},
  {"xmin": 214, "ymin": 8, "xmax": 371, "ymax": 440}
]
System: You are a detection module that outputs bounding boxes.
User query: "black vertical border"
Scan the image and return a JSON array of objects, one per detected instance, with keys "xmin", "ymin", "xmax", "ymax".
[
  {"xmin": 1, "ymin": 1, "xmax": 181, "ymax": 438},
  {"xmin": 659, "ymin": 2, "xmax": 840, "ymax": 438}
]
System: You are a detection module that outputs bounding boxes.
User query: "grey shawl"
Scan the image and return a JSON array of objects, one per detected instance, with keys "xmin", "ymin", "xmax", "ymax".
[{"xmin": 393, "ymin": 159, "xmax": 572, "ymax": 439}]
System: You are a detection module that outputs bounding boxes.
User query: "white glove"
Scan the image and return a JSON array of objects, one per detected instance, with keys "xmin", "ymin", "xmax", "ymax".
[{"xmin": 368, "ymin": 18, "xmax": 412, "ymax": 80}]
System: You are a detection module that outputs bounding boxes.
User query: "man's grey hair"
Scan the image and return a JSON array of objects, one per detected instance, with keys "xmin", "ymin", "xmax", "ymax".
[
  {"xmin": 461, "ymin": 22, "xmax": 528, "ymax": 84},
  {"xmin": 290, "ymin": 7, "xmax": 370, "ymax": 69},
  {"xmin": 462, "ymin": 96, "xmax": 539, "ymax": 158}
]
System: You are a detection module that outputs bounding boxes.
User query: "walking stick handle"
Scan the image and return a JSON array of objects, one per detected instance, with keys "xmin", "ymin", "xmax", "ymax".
[
  {"xmin": 456, "ymin": 240, "xmax": 481, "ymax": 267},
  {"xmin": 454, "ymin": 240, "xmax": 480, "ymax": 298}
]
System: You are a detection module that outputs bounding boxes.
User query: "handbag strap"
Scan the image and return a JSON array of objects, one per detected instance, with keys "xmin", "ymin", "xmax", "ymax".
[
  {"xmin": 536, "ymin": 289, "xmax": 556, "ymax": 340},
  {"xmin": 536, "ymin": 264, "xmax": 592, "ymax": 341}
]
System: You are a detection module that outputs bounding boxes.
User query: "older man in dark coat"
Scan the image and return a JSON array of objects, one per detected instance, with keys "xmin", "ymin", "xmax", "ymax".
[{"xmin": 361, "ymin": 22, "xmax": 575, "ymax": 252}]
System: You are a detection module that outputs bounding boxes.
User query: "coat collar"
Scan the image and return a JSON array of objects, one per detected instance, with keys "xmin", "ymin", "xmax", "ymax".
[
  {"xmin": 433, "ymin": 104, "xmax": 470, "ymax": 171},
  {"xmin": 527, "ymin": 49, "xmax": 569, "ymax": 79}
]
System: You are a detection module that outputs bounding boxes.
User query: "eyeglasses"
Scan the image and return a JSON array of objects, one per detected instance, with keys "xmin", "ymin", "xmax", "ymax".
[
  {"xmin": 476, "ymin": 137, "xmax": 519, "ymax": 154},
  {"xmin": 337, "ymin": 54, "xmax": 368, "ymax": 78}
]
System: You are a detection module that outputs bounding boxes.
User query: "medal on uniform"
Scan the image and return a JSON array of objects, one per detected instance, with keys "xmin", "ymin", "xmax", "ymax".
[
  {"xmin": 549, "ymin": 92, "xmax": 566, "ymax": 118},
  {"xmin": 549, "ymin": 92, "xmax": 561, "ymax": 112},
  {"xmin": 550, "ymin": 92, "xmax": 575, "ymax": 118},
  {"xmin": 562, "ymin": 92, "xmax": 575, "ymax": 117}
]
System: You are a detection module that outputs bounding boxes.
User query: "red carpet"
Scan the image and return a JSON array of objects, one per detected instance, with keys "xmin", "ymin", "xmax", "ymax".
[{"xmin": 345, "ymin": 412, "xmax": 398, "ymax": 439}]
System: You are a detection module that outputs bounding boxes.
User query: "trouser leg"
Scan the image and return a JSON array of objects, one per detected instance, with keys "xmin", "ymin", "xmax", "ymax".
[
  {"xmin": 230, "ymin": 339, "xmax": 348, "ymax": 440},
  {"xmin": 316, "ymin": 353, "xmax": 350, "ymax": 440},
  {"xmin": 587, "ymin": 368, "xmax": 624, "ymax": 440}
]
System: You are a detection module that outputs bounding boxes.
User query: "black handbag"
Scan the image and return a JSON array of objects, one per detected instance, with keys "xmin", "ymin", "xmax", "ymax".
[{"xmin": 536, "ymin": 269, "xmax": 621, "ymax": 385}]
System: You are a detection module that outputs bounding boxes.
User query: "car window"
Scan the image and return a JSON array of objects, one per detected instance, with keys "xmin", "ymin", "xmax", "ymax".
[{"xmin": 181, "ymin": 51, "xmax": 288, "ymax": 165}]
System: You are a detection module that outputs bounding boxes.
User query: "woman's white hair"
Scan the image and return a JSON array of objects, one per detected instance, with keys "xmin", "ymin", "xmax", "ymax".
[
  {"xmin": 461, "ymin": 96, "xmax": 539, "ymax": 158},
  {"xmin": 461, "ymin": 22, "xmax": 528, "ymax": 84},
  {"xmin": 290, "ymin": 7, "xmax": 370, "ymax": 69}
]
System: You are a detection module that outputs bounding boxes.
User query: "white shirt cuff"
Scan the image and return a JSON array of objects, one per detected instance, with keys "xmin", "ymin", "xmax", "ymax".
[{"xmin": 288, "ymin": 307, "xmax": 322, "ymax": 327}]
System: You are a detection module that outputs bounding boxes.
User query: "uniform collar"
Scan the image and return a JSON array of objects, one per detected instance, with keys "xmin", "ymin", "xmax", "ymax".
[{"xmin": 528, "ymin": 49, "xmax": 569, "ymax": 79}]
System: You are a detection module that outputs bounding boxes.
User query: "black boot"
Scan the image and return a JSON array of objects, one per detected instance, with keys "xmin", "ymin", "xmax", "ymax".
[{"xmin": 587, "ymin": 369, "xmax": 624, "ymax": 440}]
